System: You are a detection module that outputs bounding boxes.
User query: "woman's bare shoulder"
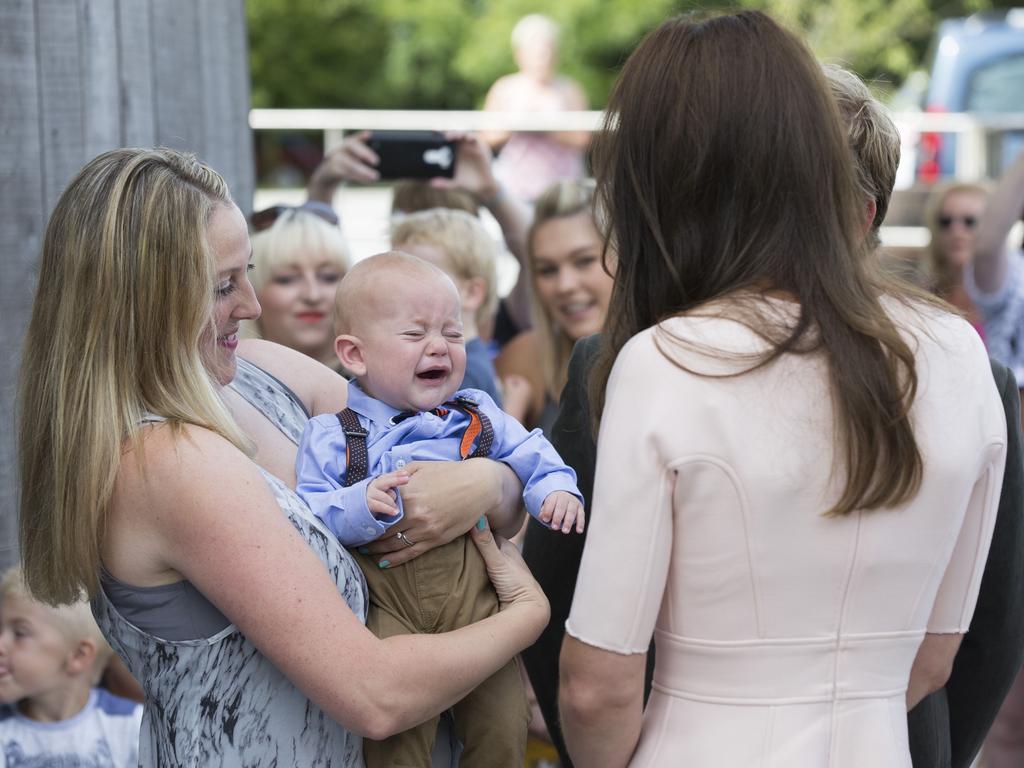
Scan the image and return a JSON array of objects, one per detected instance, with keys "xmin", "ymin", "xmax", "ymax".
[
  {"xmin": 108, "ymin": 422, "xmax": 259, "ymax": 583},
  {"xmin": 495, "ymin": 329, "xmax": 538, "ymax": 361},
  {"xmin": 120, "ymin": 421, "xmax": 252, "ymax": 497},
  {"xmin": 237, "ymin": 339, "xmax": 347, "ymax": 415},
  {"xmin": 494, "ymin": 330, "xmax": 543, "ymax": 382}
]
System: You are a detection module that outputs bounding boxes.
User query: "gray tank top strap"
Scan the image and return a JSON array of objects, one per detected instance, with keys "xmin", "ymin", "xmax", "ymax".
[{"xmin": 230, "ymin": 357, "xmax": 310, "ymax": 445}]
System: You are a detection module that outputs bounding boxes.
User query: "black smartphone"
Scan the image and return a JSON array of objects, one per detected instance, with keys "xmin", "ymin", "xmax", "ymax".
[{"xmin": 366, "ymin": 130, "xmax": 456, "ymax": 180}]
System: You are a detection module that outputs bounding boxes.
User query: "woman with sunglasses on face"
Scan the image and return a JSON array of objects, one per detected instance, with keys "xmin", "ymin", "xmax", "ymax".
[{"xmin": 923, "ymin": 183, "xmax": 989, "ymax": 339}]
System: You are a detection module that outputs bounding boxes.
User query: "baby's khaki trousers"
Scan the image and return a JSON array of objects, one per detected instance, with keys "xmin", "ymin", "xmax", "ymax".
[{"xmin": 354, "ymin": 535, "xmax": 529, "ymax": 768}]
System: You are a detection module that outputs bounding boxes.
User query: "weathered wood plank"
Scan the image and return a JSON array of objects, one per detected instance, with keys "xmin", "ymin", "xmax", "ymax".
[
  {"xmin": 151, "ymin": 0, "xmax": 204, "ymax": 155},
  {"xmin": 197, "ymin": 0, "xmax": 237, "ymax": 188},
  {"xmin": 0, "ymin": 0, "xmax": 45, "ymax": 569},
  {"xmin": 228, "ymin": 0, "xmax": 255, "ymax": 215},
  {"xmin": 0, "ymin": 0, "xmax": 256, "ymax": 566},
  {"xmin": 194, "ymin": 0, "xmax": 253, "ymax": 211},
  {"xmin": 81, "ymin": 0, "xmax": 120, "ymax": 158},
  {"xmin": 116, "ymin": 0, "xmax": 156, "ymax": 147},
  {"xmin": 36, "ymin": 0, "xmax": 86, "ymax": 216}
]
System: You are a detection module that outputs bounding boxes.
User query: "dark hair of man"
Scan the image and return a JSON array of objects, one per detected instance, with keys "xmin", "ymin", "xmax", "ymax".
[{"xmin": 589, "ymin": 11, "xmax": 929, "ymax": 516}]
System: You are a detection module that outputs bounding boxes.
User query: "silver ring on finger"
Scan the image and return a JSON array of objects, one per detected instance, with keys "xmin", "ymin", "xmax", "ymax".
[{"xmin": 395, "ymin": 530, "xmax": 416, "ymax": 548}]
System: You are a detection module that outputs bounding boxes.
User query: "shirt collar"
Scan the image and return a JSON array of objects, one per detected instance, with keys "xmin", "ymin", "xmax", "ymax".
[{"xmin": 346, "ymin": 380, "xmax": 404, "ymax": 427}]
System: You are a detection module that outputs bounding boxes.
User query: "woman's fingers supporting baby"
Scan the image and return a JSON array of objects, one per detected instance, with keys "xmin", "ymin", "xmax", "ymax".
[{"xmin": 469, "ymin": 517, "xmax": 548, "ymax": 616}]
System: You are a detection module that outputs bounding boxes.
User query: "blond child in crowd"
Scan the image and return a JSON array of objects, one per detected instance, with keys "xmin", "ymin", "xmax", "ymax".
[
  {"xmin": 0, "ymin": 566, "xmax": 142, "ymax": 766},
  {"xmin": 295, "ymin": 252, "xmax": 583, "ymax": 767},
  {"xmin": 392, "ymin": 208, "xmax": 503, "ymax": 404}
]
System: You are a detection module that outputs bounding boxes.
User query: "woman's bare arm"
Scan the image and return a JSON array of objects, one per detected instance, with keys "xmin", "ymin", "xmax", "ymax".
[
  {"xmin": 495, "ymin": 331, "xmax": 547, "ymax": 428},
  {"xmin": 117, "ymin": 425, "xmax": 547, "ymax": 740},
  {"xmin": 237, "ymin": 339, "xmax": 347, "ymax": 416},
  {"xmin": 974, "ymin": 150, "xmax": 1024, "ymax": 293},
  {"xmin": 907, "ymin": 632, "xmax": 962, "ymax": 710},
  {"xmin": 559, "ymin": 636, "xmax": 646, "ymax": 767}
]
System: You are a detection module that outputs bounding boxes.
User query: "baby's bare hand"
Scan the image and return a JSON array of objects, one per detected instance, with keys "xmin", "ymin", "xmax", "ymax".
[
  {"xmin": 366, "ymin": 470, "xmax": 408, "ymax": 519},
  {"xmin": 539, "ymin": 491, "xmax": 585, "ymax": 534}
]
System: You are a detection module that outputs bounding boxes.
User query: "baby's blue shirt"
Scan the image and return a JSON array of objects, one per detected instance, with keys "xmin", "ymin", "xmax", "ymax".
[{"xmin": 295, "ymin": 381, "xmax": 581, "ymax": 546}]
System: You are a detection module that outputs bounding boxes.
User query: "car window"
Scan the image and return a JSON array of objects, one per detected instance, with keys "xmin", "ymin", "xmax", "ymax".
[{"xmin": 967, "ymin": 53, "xmax": 1024, "ymax": 112}]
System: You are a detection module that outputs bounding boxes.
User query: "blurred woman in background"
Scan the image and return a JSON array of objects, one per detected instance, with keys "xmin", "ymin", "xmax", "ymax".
[
  {"xmin": 923, "ymin": 182, "xmax": 989, "ymax": 338},
  {"xmin": 244, "ymin": 208, "xmax": 351, "ymax": 372}
]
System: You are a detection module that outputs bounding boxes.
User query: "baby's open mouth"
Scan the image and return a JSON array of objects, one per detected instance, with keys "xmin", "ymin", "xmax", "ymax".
[{"xmin": 417, "ymin": 368, "xmax": 448, "ymax": 380}]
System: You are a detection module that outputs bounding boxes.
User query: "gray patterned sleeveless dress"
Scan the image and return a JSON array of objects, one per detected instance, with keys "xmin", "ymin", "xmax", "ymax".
[{"xmin": 92, "ymin": 358, "xmax": 368, "ymax": 766}]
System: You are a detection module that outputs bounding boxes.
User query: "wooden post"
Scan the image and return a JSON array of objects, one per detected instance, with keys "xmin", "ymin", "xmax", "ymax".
[{"xmin": 0, "ymin": 0, "xmax": 254, "ymax": 570}]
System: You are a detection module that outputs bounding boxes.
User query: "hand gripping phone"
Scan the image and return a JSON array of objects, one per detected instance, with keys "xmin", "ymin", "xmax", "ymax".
[{"xmin": 366, "ymin": 130, "xmax": 456, "ymax": 180}]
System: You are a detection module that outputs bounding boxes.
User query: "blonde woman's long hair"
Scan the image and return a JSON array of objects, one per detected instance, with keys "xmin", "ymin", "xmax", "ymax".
[
  {"xmin": 528, "ymin": 180, "xmax": 602, "ymax": 402},
  {"xmin": 19, "ymin": 147, "xmax": 249, "ymax": 605}
]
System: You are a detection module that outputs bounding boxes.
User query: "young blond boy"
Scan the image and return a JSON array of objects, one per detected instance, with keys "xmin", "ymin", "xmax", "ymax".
[
  {"xmin": 391, "ymin": 207, "xmax": 504, "ymax": 405},
  {"xmin": 0, "ymin": 566, "xmax": 142, "ymax": 766},
  {"xmin": 295, "ymin": 252, "xmax": 583, "ymax": 767}
]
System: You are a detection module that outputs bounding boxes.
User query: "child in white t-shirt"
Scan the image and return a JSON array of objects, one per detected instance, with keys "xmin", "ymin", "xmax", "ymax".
[{"xmin": 0, "ymin": 566, "xmax": 142, "ymax": 767}]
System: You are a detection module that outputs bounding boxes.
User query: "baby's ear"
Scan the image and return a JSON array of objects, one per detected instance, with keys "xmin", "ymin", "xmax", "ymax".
[
  {"xmin": 335, "ymin": 335, "xmax": 367, "ymax": 377},
  {"xmin": 65, "ymin": 638, "xmax": 99, "ymax": 678},
  {"xmin": 460, "ymin": 276, "xmax": 488, "ymax": 313}
]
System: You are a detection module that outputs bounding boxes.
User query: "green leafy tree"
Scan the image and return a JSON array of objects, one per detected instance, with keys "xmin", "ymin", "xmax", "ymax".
[{"xmin": 247, "ymin": 0, "xmax": 1021, "ymax": 109}]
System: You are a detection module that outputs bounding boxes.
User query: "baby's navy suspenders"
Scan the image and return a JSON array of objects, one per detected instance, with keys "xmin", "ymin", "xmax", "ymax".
[{"xmin": 335, "ymin": 396, "xmax": 494, "ymax": 487}]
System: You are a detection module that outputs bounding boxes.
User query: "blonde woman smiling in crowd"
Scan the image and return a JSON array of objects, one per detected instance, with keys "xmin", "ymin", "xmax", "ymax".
[{"xmin": 496, "ymin": 180, "xmax": 614, "ymax": 433}]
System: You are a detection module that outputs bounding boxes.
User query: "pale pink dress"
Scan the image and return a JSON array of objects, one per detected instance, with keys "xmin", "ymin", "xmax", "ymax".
[{"xmin": 567, "ymin": 299, "xmax": 1006, "ymax": 767}]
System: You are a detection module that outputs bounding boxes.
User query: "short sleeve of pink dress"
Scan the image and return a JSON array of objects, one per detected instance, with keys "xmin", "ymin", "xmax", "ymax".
[{"xmin": 566, "ymin": 301, "xmax": 1006, "ymax": 768}]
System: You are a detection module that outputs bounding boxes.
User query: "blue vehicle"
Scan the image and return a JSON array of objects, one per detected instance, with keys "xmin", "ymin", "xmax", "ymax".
[{"xmin": 917, "ymin": 9, "xmax": 1024, "ymax": 181}]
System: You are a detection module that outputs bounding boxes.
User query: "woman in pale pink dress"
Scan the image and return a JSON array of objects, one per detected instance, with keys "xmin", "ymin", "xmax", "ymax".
[{"xmin": 558, "ymin": 11, "xmax": 1006, "ymax": 767}]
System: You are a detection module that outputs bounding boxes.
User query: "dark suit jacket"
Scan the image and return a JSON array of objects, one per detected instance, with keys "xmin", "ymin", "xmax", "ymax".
[
  {"xmin": 908, "ymin": 359, "xmax": 1024, "ymax": 768},
  {"xmin": 524, "ymin": 337, "xmax": 1024, "ymax": 768},
  {"xmin": 522, "ymin": 334, "xmax": 655, "ymax": 768}
]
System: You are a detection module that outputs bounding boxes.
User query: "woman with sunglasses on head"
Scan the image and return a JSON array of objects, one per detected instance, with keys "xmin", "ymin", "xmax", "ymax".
[
  {"xmin": 18, "ymin": 147, "xmax": 548, "ymax": 766},
  {"xmin": 923, "ymin": 182, "xmax": 989, "ymax": 339},
  {"xmin": 244, "ymin": 208, "xmax": 352, "ymax": 374},
  {"xmin": 557, "ymin": 11, "xmax": 1006, "ymax": 767}
]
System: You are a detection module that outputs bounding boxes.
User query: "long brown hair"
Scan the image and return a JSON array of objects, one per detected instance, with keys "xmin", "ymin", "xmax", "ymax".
[{"xmin": 590, "ymin": 11, "xmax": 926, "ymax": 516}]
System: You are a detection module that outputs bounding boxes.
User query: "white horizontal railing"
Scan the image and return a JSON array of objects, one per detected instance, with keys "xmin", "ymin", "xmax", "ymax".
[
  {"xmin": 249, "ymin": 108, "xmax": 605, "ymax": 132},
  {"xmin": 249, "ymin": 108, "xmax": 1024, "ymax": 133},
  {"xmin": 250, "ymin": 108, "xmax": 1024, "ymax": 179},
  {"xmin": 250, "ymin": 109, "xmax": 604, "ymax": 153}
]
